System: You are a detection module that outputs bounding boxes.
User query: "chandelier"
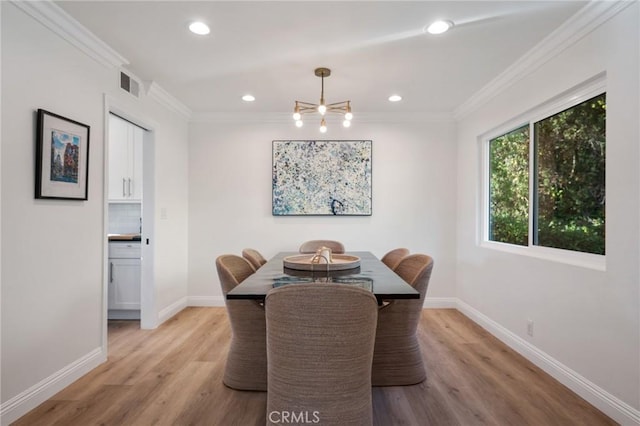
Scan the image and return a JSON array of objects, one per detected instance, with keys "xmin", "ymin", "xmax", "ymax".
[{"xmin": 293, "ymin": 67, "xmax": 353, "ymax": 133}]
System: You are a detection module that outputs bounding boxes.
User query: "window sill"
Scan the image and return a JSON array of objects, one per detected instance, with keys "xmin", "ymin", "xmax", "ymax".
[{"xmin": 480, "ymin": 241, "xmax": 606, "ymax": 271}]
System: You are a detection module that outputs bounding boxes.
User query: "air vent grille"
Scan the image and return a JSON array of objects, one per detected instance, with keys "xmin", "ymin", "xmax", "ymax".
[{"xmin": 120, "ymin": 71, "xmax": 139, "ymax": 97}]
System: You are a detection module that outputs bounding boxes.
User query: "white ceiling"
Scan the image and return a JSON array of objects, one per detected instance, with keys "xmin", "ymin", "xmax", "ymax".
[{"xmin": 56, "ymin": 1, "xmax": 587, "ymax": 115}]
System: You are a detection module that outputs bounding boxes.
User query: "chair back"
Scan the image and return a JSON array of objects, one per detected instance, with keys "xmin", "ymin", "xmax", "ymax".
[
  {"xmin": 393, "ymin": 254, "xmax": 434, "ymax": 325},
  {"xmin": 216, "ymin": 254, "xmax": 255, "ymax": 295},
  {"xmin": 381, "ymin": 248, "xmax": 410, "ymax": 271},
  {"xmin": 266, "ymin": 283, "xmax": 377, "ymax": 425},
  {"xmin": 299, "ymin": 240, "xmax": 345, "ymax": 254},
  {"xmin": 215, "ymin": 254, "xmax": 267, "ymax": 391},
  {"xmin": 242, "ymin": 248, "xmax": 267, "ymax": 270}
]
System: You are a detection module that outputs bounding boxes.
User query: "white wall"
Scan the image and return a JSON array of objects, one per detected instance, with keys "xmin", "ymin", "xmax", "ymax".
[
  {"xmin": 456, "ymin": 2, "xmax": 639, "ymax": 417},
  {"xmin": 187, "ymin": 116, "xmax": 458, "ymax": 305},
  {"xmin": 0, "ymin": 2, "xmax": 190, "ymax": 422}
]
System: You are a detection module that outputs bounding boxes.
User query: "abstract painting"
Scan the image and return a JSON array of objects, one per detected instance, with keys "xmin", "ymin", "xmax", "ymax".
[
  {"xmin": 272, "ymin": 140, "xmax": 372, "ymax": 216},
  {"xmin": 35, "ymin": 109, "xmax": 90, "ymax": 200}
]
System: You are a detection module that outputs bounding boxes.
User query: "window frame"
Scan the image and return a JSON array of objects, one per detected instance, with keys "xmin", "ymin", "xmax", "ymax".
[{"xmin": 479, "ymin": 74, "xmax": 607, "ymax": 271}]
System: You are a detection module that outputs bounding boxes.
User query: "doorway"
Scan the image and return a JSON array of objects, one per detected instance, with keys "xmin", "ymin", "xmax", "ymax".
[{"xmin": 105, "ymin": 108, "xmax": 156, "ymax": 338}]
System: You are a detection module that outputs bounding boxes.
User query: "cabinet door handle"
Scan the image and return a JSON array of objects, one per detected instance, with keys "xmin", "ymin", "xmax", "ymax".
[
  {"xmin": 128, "ymin": 178, "xmax": 132, "ymax": 197},
  {"xmin": 122, "ymin": 178, "xmax": 126, "ymax": 197},
  {"xmin": 109, "ymin": 262, "xmax": 114, "ymax": 283}
]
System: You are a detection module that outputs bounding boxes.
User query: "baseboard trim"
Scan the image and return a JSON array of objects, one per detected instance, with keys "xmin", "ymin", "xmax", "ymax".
[
  {"xmin": 157, "ymin": 296, "xmax": 188, "ymax": 325},
  {"xmin": 108, "ymin": 309, "xmax": 140, "ymax": 320},
  {"xmin": 0, "ymin": 347, "xmax": 106, "ymax": 426},
  {"xmin": 187, "ymin": 295, "xmax": 226, "ymax": 307},
  {"xmin": 423, "ymin": 297, "xmax": 458, "ymax": 309},
  {"xmin": 455, "ymin": 299, "xmax": 640, "ymax": 426}
]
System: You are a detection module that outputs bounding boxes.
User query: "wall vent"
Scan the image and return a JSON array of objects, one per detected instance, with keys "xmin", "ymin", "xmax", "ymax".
[{"xmin": 120, "ymin": 71, "xmax": 140, "ymax": 97}]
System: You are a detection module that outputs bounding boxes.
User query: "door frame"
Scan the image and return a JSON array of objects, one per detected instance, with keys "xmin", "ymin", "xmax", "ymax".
[{"xmin": 102, "ymin": 95, "xmax": 158, "ymax": 354}]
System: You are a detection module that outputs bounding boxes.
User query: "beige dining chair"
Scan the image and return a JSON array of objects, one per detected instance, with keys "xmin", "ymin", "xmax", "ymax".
[
  {"xmin": 215, "ymin": 254, "xmax": 267, "ymax": 391},
  {"xmin": 242, "ymin": 248, "xmax": 267, "ymax": 270},
  {"xmin": 381, "ymin": 247, "xmax": 410, "ymax": 271},
  {"xmin": 265, "ymin": 283, "xmax": 378, "ymax": 426},
  {"xmin": 372, "ymin": 254, "xmax": 434, "ymax": 386},
  {"xmin": 299, "ymin": 239, "xmax": 345, "ymax": 254}
]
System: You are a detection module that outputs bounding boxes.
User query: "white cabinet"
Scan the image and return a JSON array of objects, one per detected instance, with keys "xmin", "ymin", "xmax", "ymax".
[
  {"xmin": 108, "ymin": 115, "xmax": 143, "ymax": 202},
  {"xmin": 108, "ymin": 242, "xmax": 141, "ymax": 312}
]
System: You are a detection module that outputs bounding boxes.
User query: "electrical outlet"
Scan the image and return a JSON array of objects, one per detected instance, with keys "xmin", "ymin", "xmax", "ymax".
[{"xmin": 527, "ymin": 320, "xmax": 534, "ymax": 337}]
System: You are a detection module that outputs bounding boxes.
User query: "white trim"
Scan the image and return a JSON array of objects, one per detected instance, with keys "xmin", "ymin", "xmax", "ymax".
[
  {"xmin": 480, "ymin": 241, "xmax": 606, "ymax": 271},
  {"xmin": 0, "ymin": 348, "xmax": 106, "ymax": 426},
  {"xmin": 454, "ymin": 0, "xmax": 633, "ymax": 120},
  {"xmin": 146, "ymin": 82, "xmax": 192, "ymax": 119},
  {"xmin": 187, "ymin": 295, "xmax": 226, "ymax": 307},
  {"xmin": 10, "ymin": 0, "xmax": 127, "ymax": 70},
  {"xmin": 456, "ymin": 299, "xmax": 640, "ymax": 426},
  {"xmin": 190, "ymin": 111, "xmax": 454, "ymax": 124},
  {"xmin": 422, "ymin": 297, "xmax": 458, "ymax": 309},
  {"xmin": 157, "ymin": 296, "xmax": 188, "ymax": 325},
  {"xmin": 107, "ymin": 310, "xmax": 141, "ymax": 320}
]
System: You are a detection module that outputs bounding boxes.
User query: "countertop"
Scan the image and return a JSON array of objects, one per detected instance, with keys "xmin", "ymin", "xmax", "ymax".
[{"xmin": 108, "ymin": 233, "xmax": 141, "ymax": 241}]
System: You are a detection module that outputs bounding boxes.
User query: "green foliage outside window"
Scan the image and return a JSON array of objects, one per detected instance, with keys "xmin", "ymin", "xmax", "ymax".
[
  {"xmin": 489, "ymin": 126, "xmax": 529, "ymax": 246},
  {"xmin": 534, "ymin": 94, "xmax": 606, "ymax": 255},
  {"xmin": 488, "ymin": 93, "xmax": 606, "ymax": 256}
]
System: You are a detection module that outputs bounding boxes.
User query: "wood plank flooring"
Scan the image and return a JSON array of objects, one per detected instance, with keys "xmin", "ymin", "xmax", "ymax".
[{"xmin": 13, "ymin": 308, "xmax": 615, "ymax": 426}]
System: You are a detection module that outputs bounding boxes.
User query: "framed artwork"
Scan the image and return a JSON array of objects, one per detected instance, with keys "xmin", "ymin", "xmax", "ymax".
[
  {"xmin": 272, "ymin": 140, "xmax": 372, "ymax": 216},
  {"xmin": 35, "ymin": 109, "xmax": 90, "ymax": 200}
]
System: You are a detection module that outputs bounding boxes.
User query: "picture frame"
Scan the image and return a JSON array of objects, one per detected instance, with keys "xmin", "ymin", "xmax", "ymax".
[
  {"xmin": 272, "ymin": 140, "xmax": 372, "ymax": 216},
  {"xmin": 35, "ymin": 109, "xmax": 90, "ymax": 200}
]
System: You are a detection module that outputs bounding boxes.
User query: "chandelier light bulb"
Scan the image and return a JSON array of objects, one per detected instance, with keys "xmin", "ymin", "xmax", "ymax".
[
  {"xmin": 343, "ymin": 120, "xmax": 351, "ymax": 128},
  {"xmin": 320, "ymin": 118, "xmax": 327, "ymax": 133},
  {"xmin": 345, "ymin": 112, "xmax": 353, "ymax": 121},
  {"xmin": 293, "ymin": 112, "xmax": 301, "ymax": 121},
  {"xmin": 295, "ymin": 120, "xmax": 303, "ymax": 128},
  {"xmin": 318, "ymin": 104, "xmax": 327, "ymax": 115}
]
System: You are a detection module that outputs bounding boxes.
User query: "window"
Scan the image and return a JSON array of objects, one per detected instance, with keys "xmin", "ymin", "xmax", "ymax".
[
  {"xmin": 486, "ymin": 91, "xmax": 606, "ymax": 257},
  {"xmin": 534, "ymin": 94, "xmax": 606, "ymax": 255},
  {"xmin": 489, "ymin": 125, "xmax": 529, "ymax": 246}
]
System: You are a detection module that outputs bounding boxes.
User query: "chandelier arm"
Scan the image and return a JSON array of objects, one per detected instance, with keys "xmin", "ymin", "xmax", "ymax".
[
  {"xmin": 325, "ymin": 101, "xmax": 349, "ymax": 107},
  {"xmin": 296, "ymin": 101, "xmax": 318, "ymax": 107}
]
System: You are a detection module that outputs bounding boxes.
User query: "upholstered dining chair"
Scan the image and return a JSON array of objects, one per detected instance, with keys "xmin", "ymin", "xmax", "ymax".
[
  {"xmin": 242, "ymin": 248, "xmax": 267, "ymax": 270},
  {"xmin": 372, "ymin": 254, "xmax": 434, "ymax": 386},
  {"xmin": 298, "ymin": 239, "xmax": 345, "ymax": 254},
  {"xmin": 215, "ymin": 254, "xmax": 267, "ymax": 391},
  {"xmin": 381, "ymin": 247, "xmax": 410, "ymax": 271},
  {"xmin": 265, "ymin": 283, "xmax": 378, "ymax": 426}
]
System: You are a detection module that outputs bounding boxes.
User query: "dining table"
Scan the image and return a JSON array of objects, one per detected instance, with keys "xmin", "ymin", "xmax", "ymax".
[{"xmin": 226, "ymin": 251, "xmax": 420, "ymax": 305}]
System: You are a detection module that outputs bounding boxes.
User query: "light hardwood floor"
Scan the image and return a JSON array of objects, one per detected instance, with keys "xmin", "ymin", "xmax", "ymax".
[{"xmin": 14, "ymin": 308, "xmax": 614, "ymax": 426}]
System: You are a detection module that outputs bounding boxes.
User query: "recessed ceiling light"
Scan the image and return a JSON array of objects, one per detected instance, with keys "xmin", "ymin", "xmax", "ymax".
[
  {"xmin": 425, "ymin": 20, "xmax": 453, "ymax": 35},
  {"xmin": 189, "ymin": 21, "xmax": 210, "ymax": 35},
  {"xmin": 388, "ymin": 95, "xmax": 402, "ymax": 102},
  {"xmin": 242, "ymin": 94, "xmax": 255, "ymax": 102}
]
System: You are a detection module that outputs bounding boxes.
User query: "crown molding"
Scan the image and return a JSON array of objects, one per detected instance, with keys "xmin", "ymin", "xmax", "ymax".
[
  {"xmin": 10, "ymin": 0, "xmax": 127, "ymax": 69},
  {"xmin": 454, "ymin": 0, "xmax": 635, "ymax": 121},
  {"xmin": 190, "ymin": 111, "xmax": 454, "ymax": 124},
  {"xmin": 146, "ymin": 82, "xmax": 192, "ymax": 119}
]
